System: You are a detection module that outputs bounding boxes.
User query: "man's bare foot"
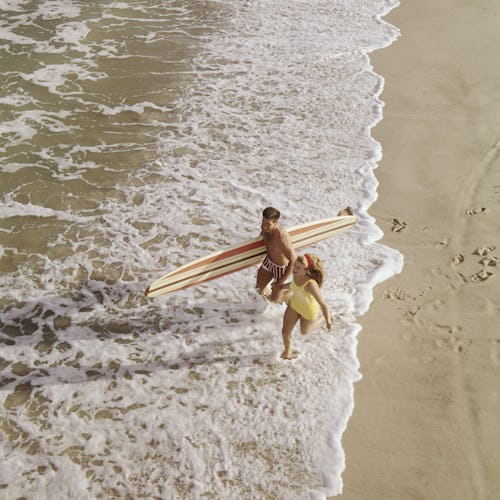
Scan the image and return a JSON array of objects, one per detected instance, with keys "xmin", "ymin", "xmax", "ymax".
[
  {"xmin": 256, "ymin": 286, "xmax": 271, "ymax": 300},
  {"xmin": 337, "ymin": 206, "xmax": 354, "ymax": 216},
  {"xmin": 280, "ymin": 349, "xmax": 299, "ymax": 360}
]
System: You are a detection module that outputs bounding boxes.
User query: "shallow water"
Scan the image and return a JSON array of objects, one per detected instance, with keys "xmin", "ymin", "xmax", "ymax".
[{"xmin": 0, "ymin": 0, "xmax": 401, "ymax": 497}]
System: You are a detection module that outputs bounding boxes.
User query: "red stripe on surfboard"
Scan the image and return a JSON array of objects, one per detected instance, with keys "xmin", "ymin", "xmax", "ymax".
[
  {"xmin": 155, "ymin": 260, "xmax": 259, "ymax": 294},
  {"xmin": 146, "ymin": 250, "xmax": 266, "ymax": 296},
  {"xmin": 145, "ymin": 218, "xmax": 356, "ymax": 296},
  {"xmin": 292, "ymin": 221, "xmax": 354, "ymax": 249},
  {"xmin": 167, "ymin": 238, "xmax": 265, "ymax": 277},
  {"xmin": 288, "ymin": 219, "xmax": 335, "ymax": 236},
  {"xmin": 166, "ymin": 218, "xmax": 337, "ymax": 278}
]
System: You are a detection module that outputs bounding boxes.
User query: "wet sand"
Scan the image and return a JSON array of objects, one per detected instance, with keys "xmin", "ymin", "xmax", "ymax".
[{"xmin": 339, "ymin": 0, "xmax": 500, "ymax": 498}]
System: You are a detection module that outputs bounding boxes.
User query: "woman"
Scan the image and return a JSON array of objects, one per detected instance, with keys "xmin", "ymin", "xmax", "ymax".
[{"xmin": 278, "ymin": 253, "xmax": 334, "ymax": 359}]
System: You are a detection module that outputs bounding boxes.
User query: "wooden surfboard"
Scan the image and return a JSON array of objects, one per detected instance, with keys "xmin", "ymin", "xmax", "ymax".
[{"xmin": 145, "ymin": 214, "xmax": 357, "ymax": 297}]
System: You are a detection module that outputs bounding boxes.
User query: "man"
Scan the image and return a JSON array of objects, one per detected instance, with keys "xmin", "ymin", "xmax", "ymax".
[{"xmin": 256, "ymin": 207, "xmax": 296, "ymax": 302}]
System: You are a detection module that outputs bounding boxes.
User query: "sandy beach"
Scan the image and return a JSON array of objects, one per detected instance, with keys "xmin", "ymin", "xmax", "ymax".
[{"xmin": 339, "ymin": 1, "xmax": 500, "ymax": 499}]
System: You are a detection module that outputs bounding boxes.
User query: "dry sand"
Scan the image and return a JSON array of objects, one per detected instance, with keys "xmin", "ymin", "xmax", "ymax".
[{"xmin": 338, "ymin": 1, "xmax": 500, "ymax": 499}]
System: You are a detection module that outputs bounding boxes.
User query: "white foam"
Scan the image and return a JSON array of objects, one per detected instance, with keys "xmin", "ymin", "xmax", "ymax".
[
  {"xmin": 53, "ymin": 22, "xmax": 90, "ymax": 44},
  {"xmin": 36, "ymin": 0, "xmax": 80, "ymax": 20},
  {"xmin": 20, "ymin": 64, "xmax": 106, "ymax": 94},
  {"xmin": 0, "ymin": 200, "xmax": 87, "ymax": 220},
  {"xmin": 0, "ymin": 109, "xmax": 75, "ymax": 152},
  {"xmin": 0, "ymin": 0, "xmax": 401, "ymax": 498},
  {"xmin": 0, "ymin": 93, "xmax": 36, "ymax": 107},
  {"xmin": 0, "ymin": 0, "xmax": 30, "ymax": 12}
]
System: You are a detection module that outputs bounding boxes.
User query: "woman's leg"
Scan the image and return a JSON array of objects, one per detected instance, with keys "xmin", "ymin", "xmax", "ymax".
[
  {"xmin": 299, "ymin": 316, "xmax": 324, "ymax": 335},
  {"xmin": 281, "ymin": 305, "xmax": 300, "ymax": 359}
]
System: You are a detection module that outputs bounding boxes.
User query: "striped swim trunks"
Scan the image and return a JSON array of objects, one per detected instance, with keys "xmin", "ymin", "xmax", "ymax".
[{"xmin": 261, "ymin": 255, "xmax": 287, "ymax": 281}]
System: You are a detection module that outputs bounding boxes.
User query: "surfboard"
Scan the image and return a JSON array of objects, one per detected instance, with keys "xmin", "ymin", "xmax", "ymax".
[{"xmin": 145, "ymin": 214, "xmax": 357, "ymax": 297}]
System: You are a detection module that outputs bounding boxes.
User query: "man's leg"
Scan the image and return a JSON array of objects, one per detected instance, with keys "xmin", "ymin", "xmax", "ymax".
[{"xmin": 256, "ymin": 265, "xmax": 273, "ymax": 296}]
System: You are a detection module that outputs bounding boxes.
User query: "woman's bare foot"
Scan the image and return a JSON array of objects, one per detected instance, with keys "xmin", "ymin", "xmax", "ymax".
[{"xmin": 280, "ymin": 349, "xmax": 299, "ymax": 360}]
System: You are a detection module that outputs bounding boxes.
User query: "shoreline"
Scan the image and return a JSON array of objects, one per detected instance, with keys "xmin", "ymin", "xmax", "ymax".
[{"xmin": 338, "ymin": 0, "xmax": 500, "ymax": 498}]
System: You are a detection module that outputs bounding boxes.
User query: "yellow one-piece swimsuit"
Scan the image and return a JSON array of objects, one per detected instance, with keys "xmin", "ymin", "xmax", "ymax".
[{"xmin": 289, "ymin": 279, "xmax": 320, "ymax": 320}]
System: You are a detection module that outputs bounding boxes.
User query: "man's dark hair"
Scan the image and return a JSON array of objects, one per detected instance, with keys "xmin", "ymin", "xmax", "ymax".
[{"xmin": 262, "ymin": 207, "xmax": 280, "ymax": 221}]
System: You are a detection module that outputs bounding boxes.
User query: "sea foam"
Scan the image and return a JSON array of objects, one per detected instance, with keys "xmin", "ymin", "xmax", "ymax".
[{"xmin": 0, "ymin": 0, "xmax": 401, "ymax": 498}]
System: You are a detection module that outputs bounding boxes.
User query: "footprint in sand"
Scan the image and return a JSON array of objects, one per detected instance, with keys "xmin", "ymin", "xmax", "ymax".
[
  {"xmin": 430, "ymin": 324, "xmax": 470, "ymax": 353},
  {"xmin": 401, "ymin": 308, "xmax": 420, "ymax": 325},
  {"xmin": 435, "ymin": 237, "xmax": 451, "ymax": 249},
  {"xmin": 383, "ymin": 287, "xmax": 414, "ymax": 301},
  {"xmin": 466, "ymin": 207, "xmax": 488, "ymax": 215},
  {"xmin": 473, "ymin": 245, "xmax": 496, "ymax": 256},
  {"xmin": 479, "ymin": 256, "xmax": 497, "ymax": 267},
  {"xmin": 431, "ymin": 266, "xmax": 467, "ymax": 290},
  {"xmin": 470, "ymin": 270, "xmax": 493, "ymax": 282},
  {"xmin": 390, "ymin": 217, "xmax": 407, "ymax": 233},
  {"xmin": 452, "ymin": 338, "xmax": 472, "ymax": 353}
]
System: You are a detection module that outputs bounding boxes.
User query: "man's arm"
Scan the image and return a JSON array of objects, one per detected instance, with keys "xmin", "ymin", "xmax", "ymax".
[{"xmin": 277, "ymin": 230, "xmax": 296, "ymax": 284}]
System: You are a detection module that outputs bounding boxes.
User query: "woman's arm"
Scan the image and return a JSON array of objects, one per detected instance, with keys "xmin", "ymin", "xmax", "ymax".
[{"xmin": 306, "ymin": 281, "xmax": 334, "ymax": 331}]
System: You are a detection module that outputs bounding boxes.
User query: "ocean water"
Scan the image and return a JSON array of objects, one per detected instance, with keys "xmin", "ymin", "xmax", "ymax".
[{"xmin": 0, "ymin": 1, "xmax": 401, "ymax": 498}]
